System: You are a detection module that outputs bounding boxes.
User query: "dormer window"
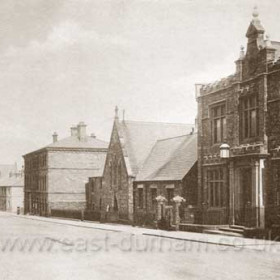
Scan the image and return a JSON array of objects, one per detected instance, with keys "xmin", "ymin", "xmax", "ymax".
[{"xmin": 211, "ymin": 103, "xmax": 226, "ymax": 144}]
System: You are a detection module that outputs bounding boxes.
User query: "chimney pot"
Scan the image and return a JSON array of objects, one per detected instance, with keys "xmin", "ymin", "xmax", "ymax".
[
  {"xmin": 52, "ymin": 132, "xmax": 58, "ymax": 143},
  {"xmin": 77, "ymin": 122, "xmax": 87, "ymax": 141},
  {"xmin": 71, "ymin": 125, "xmax": 78, "ymax": 136}
]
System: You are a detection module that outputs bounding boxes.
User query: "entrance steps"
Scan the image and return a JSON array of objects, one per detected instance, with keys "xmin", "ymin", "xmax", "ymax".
[{"xmin": 203, "ymin": 225, "xmax": 246, "ymax": 238}]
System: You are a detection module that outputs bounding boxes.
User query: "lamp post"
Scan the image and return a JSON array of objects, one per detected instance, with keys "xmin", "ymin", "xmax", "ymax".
[{"xmin": 219, "ymin": 143, "xmax": 233, "ymax": 225}]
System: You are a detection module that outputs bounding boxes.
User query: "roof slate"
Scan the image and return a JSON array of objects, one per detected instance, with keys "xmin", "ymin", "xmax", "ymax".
[
  {"xmin": 136, "ymin": 134, "xmax": 197, "ymax": 181},
  {"xmin": 117, "ymin": 120, "xmax": 194, "ymax": 176}
]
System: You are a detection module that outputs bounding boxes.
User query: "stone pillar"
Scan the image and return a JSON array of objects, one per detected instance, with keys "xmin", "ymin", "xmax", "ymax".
[
  {"xmin": 229, "ymin": 161, "xmax": 235, "ymax": 225},
  {"xmin": 172, "ymin": 196, "xmax": 186, "ymax": 231},
  {"xmin": 155, "ymin": 195, "xmax": 167, "ymax": 221},
  {"xmin": 259, "ymin": 159, "xmax": 265, "ymax": 228}
]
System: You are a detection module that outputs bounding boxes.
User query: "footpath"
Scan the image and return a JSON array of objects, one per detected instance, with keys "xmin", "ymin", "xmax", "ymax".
[{"xmin": 5, "ymin": 212, "xmax": 280, "ymax": 252}]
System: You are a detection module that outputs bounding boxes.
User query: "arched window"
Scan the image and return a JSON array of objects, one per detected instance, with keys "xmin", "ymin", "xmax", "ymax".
[
  {"xmin": 113, "ymin": 155, "xmax": 117, "ymax": 186},
  {"xmin": 118, "ymin": 160, "xmax": 122, "ymax": 190},
  {"xmin": 109, "ymin": 162, "xmax": 113, "ymax": 189}
]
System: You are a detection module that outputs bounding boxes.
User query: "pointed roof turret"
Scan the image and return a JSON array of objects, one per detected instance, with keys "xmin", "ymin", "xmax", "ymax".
[{"xmin": 246, "ymin": 6, "xmax": 265, "ymax": 38}]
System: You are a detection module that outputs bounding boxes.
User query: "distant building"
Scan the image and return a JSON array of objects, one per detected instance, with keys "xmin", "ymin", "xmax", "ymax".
[
  {"xmin": 196, "ymin": 9, "xmax": 280, "ymax": 229},
  {"xmin": 134, "ymin": 133, "xmax": 197, "ymax": 225},
  {"xmin": 86, "ymin": 107, "xmax": 194, "ymax": 223},
  {"xmin": 0, "ymin": 164, "xmax": 17, "ymax": 179},
  {"xmin": 23, "ymin": 122, "xmax": 108, "ymax": 216},
  {"xmin": 0, "ymin": 170, "xmax": 24, "ymax": 213}
]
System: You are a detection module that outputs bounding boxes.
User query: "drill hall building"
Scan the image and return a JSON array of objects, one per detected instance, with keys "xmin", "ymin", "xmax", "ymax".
[{"xmin": 196, "ymin": 9, "xmax": 280, "ymax": 230}]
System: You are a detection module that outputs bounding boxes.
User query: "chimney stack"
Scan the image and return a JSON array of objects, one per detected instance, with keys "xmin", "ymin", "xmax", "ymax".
[
  {"xmin": 71, "ymin": 125, "xmax": 78, "ymax": 136},
  {"xmin": 77, "ymin": 122, "xmax": 87, "ymax": 141},
  {"xmin": 90, "ymin": 133, "xmax": 96, "ymax": 138},
  {"xmin": 52, "ymin": 132, "xmax": 58, "ymax": 143}
]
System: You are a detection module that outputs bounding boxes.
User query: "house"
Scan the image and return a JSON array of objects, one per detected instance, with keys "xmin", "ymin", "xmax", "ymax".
[
  {"xmin": 134, "ymin": 133, "xmax": 197, "ymax": 226},
  {"xmin": 86, "ymin": 107, "xmax": 194, "ymax": 223},
  {"xmin": 0, "ymin": 163, "xmax": 18, "ymax": 179},
  {"xmin": 23, "ymin": 122, "xmax": 108, "ymax": 216},
  {"xmin": 196, "ymin": 8, "xmax": 280, "ymax": 229},
  {"xmin": 0, "ymin": 170, "xmax": 24, "ymax": 213}
]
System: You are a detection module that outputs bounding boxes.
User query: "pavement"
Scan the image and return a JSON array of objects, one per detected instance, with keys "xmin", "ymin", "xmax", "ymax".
[
  {"xmin": 1, "ymin": 211, "xmax": 280, "ymax": 280},
  {"xmin": 9, "ymin": 212, "xmax": 280, "ymax": 252}
]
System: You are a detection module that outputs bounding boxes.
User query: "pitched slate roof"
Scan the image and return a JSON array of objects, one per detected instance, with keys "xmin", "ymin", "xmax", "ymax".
[
  {"xmin": 116, "ymin": 120, "xmax": 194, "ymax": 176},
  {"xmin": 136, "ymin": 133, "xmax": 197, "ymax": 181},
  {"xmin": 46, "ymin": 135, "xmax": 108, "ymax": 149},
  {"xmin": 24, "ymin": 135, "xmax": 108, "ymax": 157}
]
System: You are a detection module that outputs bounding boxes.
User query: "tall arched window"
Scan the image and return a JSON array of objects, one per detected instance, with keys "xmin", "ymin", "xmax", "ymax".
[
  {"xmin": 113, "ymin": 155, "xmax": 117, "ymax": 186},
  {"xmin": 109, "ymin": 161, "xmax": 113, "ymax": 189},
  {"xmin": 118, "ymin": 160, "xmax": 122, "ymax": 190}
]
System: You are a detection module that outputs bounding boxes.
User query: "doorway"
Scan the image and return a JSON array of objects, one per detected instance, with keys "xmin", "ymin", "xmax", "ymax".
[{"xmin": 236, "ymin": 168, "xmax": 252, "ymax": 226}]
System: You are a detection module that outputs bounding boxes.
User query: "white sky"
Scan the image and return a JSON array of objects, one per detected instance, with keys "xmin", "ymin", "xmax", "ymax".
[{"xmin": 0, "ymin": 0, "xmax": 279, "ymax": 165}]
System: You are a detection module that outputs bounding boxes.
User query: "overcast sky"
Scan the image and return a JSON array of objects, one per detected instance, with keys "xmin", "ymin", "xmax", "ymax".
[{"xmin": 1, "ymin": 0, "xmax": 279, "ymax": 165}]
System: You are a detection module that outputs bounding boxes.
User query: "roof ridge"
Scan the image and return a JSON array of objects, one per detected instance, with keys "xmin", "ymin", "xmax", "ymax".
[
  {"xmin": 122, "ymin": 120, "xmax": 194, "ymax": 126},
  {"xmin": 157, "ymin": 133, "xmax": 195, "ymax": 142}
]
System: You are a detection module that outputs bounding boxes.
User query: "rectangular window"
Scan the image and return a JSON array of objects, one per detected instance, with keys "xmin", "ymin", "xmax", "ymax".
[
  {"xmin": 241, "ymin": 95, "xmax": 258, "ymax": 139},
  {"xmin": 150, "ymin": 188, "xmax": 157, "ymax": 207},
  {"xmin": 207, "ymin": 168, "xmax": 225, "ymax": 207},
  {"xmin": 211, "ymin": 103, "xmax": 226, "ymax": 144},
  {"xmin": 138, "ymin": 188, "xmax": 143, "ymax": 209},
  {"xmin": 167, "ymin": 188, "xmax": 174, "ymax": 205}
]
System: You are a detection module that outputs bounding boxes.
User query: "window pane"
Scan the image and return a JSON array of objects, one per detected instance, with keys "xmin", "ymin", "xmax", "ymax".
[
  {"xmin": 215, "ymin": 119, "xmax": 221, "ymax": 143},
  {"xmin": 222, "ymin": 117, "xmax": 226, "ymax": 141},
  {"xmin": 250, "ymin": 110, "xmax": 257, "ymax": 137}
]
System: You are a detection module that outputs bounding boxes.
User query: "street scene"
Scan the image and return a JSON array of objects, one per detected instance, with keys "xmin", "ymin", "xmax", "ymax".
[
  {"xmin": 1, "ymin": 211, "xmax": 280, "ymax": 280},
  {"xmin": 1, "ymin": 1, "xmax": 280, "ymax": 279}
]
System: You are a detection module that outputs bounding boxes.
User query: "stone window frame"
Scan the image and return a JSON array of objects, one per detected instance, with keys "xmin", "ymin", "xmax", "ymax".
[
  {"xmin": 137, "ymin": 184, "xmax": 144, "ymax": 209},
  {"xmin": 117, "ymin": 159, "xmax": 122, "ymax": 190},
  {"xmin": 109, "ymin": 161, "xmax": 113, "ymax": 189},
  {"xmin": 207, "ymin": 167, "xmax": 225, "ymax": 208},
  {"xmin": 209, "ymin": 101, "xmax": 227, "ymax": 145},
  {"xmin": 150, "ymin": 185, "xmax": 157, "ymax": 208},
  {"xmin": 240, "ymin": 94, "xmax": 259, "ymax": 140}
]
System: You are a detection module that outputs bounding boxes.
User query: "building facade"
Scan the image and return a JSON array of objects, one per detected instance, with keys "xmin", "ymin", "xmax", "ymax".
[
  {"xmin": 86, "ymin": 107, "xmax": 194, "ymax": 223},
  {"xmin": 196, "ymin": 9, "xmax": 280, "ymax": 229},
  {"xmin": 134, "ymin": 134, "xmax": 198, "ymax": 226},
  {"xmin": 0, "ymin": 170, "xmax": 24, "ymax": 213},
  {"xmin": 23, "ymin": 122, "xmax": 108, "ymax": 216}
]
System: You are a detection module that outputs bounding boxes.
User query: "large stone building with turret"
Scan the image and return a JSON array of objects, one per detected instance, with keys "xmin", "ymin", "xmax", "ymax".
[{"xmin": 196, "ymin": 8, "xmax": 280, "ymax": 230}]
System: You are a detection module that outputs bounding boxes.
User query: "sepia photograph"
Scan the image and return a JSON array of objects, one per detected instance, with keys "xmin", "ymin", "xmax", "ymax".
[{"xmin": 0, "ymin": 1, "xmax": 280, "ymax": 279}]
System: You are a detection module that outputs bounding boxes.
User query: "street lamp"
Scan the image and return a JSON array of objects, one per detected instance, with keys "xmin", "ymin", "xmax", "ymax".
[
  {"xmin": 220, "ymin": 143, "xmax": 230, "ymax": 158},
  {"xmin": 219, "ymin": 143, "xmax": 234, "ymax": 225}
]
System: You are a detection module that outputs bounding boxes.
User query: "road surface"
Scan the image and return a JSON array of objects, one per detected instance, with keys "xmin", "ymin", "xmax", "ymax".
[{"xmin": 0, "ymin": 212, "xmax": 279, "ymax": 280}]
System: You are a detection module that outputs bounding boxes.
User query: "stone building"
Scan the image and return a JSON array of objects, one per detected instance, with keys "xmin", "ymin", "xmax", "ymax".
[
  {"xmin": 0, "ymin": 170, "xmax": 24, "ymax": 213},
  {"xmin": 23, "ymin": 122, "xmax": 108, "ymax": 216},
  {"xmin": 86, "ymin": 107, "xmax": 193, "ymax": 223},
  {"xmin": 134, "ymin": 133, "xmax": 197, "ymax": 226},
  {"xmin": 196, "ymin": 8, "xmax": 280, "ymax": 229}
]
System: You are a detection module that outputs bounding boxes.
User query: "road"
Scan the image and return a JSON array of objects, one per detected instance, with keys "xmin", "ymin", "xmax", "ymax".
[{"xmin": 0, "ymin": 212, "xmax": 279, "ymax": 280}]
